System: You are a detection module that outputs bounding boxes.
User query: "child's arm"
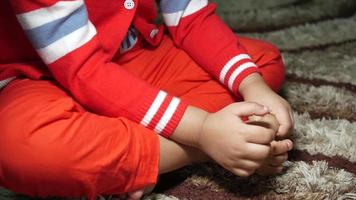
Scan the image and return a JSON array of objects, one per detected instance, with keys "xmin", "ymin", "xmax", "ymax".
[
  {"xmin": 159, "ymin": 1, "xmax": 294, "ymax": 137},
  {"xmin": 160, "ymin": 0, "xmax": 259, "ymax": 96}
]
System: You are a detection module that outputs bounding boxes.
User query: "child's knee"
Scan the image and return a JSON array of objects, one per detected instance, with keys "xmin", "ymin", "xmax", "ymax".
[
  {"xmin": 239, "ymin": 36, "xmax": 282, "ymax": 57},
  {"xmin": 0, "ymin": 81, "xmax": 89, "ymax": 197},
  {"xmin": 260, "ymin": 40, "xmax": 281, "ymax": 56},
  {"xmin": 0, "ymin": 126, "xmax": 86, "ymax": 197},
  {"xmin": 260, "ymin": 60, "xmax": 285, "ymax": 92},
  {"xmin": 254, "ymin": 41, "xmax": 285, "ymax": 92},
  {"xmin": 0, "ymin": 108, "xmax": 158, "ymax": 198}
]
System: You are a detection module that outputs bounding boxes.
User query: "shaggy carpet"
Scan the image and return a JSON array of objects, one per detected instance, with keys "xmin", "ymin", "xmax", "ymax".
[{"xmin": 1, "ymin": 0, "xmax": 355, "ymax": 199}]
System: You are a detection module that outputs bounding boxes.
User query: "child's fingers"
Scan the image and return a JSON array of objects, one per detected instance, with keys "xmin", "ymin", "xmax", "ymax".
[
  {"xmin": 127, "ymin": 190, "xmax": 144, "ymax": 200},
  {"xmin": 268, "ymin": 153, "xmax": 288, "ymax": 166},
  {"xmin": 244, "ymin": 143, "xmax": 271, "ymax": 160},
  {"xmin": 231, "ymin": 102, "xmax": 270, "ymax": 117},
  {"xmin": 243, "ymin": 124, "xmax": 275, "ymax": 144},
  {"xmin": 277, "ymin": 123, "xmax": 291, "ymax": 138},
  {"xmin": 275, "ymin": 109, "xmax": 293, "ymax": 138},
  {"xmin": 290, "ymin": 110, "xmax": 295, "ymax": 129},
  {"xmin": 232, "ymin": 159, "xmax": 261, "ymax": 170},
  {"xmin": 230, "ymin": 168, "xmax": 255, "ymax": 177},
  {"xmin": 271, "ymin": 139, "xmax": 293, "ymax": 155}
]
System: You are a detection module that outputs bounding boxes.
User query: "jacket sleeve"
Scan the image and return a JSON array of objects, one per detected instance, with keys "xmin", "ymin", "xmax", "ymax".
[
  {"xmin": 10, "ymin": 0, "xmax": 187, "ymax": 138},
  {"xmin": 160, "ymin": 0, "xmax": 259, "ymax": 94}
]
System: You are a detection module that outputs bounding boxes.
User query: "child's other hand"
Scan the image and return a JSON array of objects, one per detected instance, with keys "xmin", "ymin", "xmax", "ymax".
[
  {"xmin": 239, "ymin": 74, "xmax": 294, "ymax": 139},
  {"xmin": 256, "ymin": 139, "xmax": 293, "ymax": 176},
  {"xmin": 198, "ymin": 102, "xmax": 275, "ymax": 177},
  {"xmin": 247, "ymin": 113, "xmax": 293, "ymax": 176}
]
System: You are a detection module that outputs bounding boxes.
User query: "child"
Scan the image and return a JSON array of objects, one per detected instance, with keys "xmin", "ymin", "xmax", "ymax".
[{"xmin": 0, "ymin": 0, "xmax": 294, "ymax": 199}]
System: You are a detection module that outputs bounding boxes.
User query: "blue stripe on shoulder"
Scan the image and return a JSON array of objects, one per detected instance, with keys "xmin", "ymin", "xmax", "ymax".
[
  {"xmin": 160, "ymin": 0, "xmax": 190, "ymax": 13},
  {"xmin": 25, "ymin": 5, "xmax": 88, "ymax": 49}
]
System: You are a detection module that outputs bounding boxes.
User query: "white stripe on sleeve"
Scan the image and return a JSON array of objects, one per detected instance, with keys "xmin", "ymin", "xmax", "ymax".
[
  {"xmin": 162, "ymin": 11, "xmax": 184, "ymax": 26},
  {"xmin": 154, "ymin": 97, "xmax": 180, "ymax": 134},
  {"xmin": 162, "ymin": 0, "xmax": 208, "ymax": 26},
  {"xmin": 182, "ymin": 0, "xmax": 208, "ymax": 17},
  {"xmin": 140, "ymin": 91, "xmax": 167, "ymax": 127},
  {"xmin": 219, "ymin": 54, "xmax": 251, "ymax": 83},
  {"xmin": 37, "ymin": 21, "xmax": 97, "ymax": 64},
  {"xmin": 228, "ymin": 62, "xmax": 257, "ymax": 91},
  {"xmin": 16, "ymin": 0, "xmax": 84, "ymax": 30}
]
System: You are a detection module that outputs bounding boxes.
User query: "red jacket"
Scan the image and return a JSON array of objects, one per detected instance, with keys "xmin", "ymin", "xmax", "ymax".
[{"xmin": 0, "ymin": 0, "xmax": 258, "ymax": 137}]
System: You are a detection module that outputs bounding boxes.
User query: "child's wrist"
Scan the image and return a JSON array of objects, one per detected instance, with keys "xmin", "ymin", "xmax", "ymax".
[
  {"xmin": 238, "ymin": 73, "xmax": 263, "ymax": 94},
  {"xmin": 188, "ymin": 109, "xmax": 209, "ymax": 150},
  {"xmin": 171, "ymin": 106, "xmax": 209, "ymax": 148},
  {"xmin": 238, "ymin": 73, "xmax": 270, "ymax": 99},
  {"xmin": 196, "ymin": 112, "xmax": 210, "ymax": 150}
]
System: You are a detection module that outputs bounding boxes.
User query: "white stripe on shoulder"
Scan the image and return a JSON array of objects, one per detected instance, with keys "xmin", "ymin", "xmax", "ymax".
[
  {"xmin": 16, "ymin": 0, "xmax": 84, "ymax": 30},
  {"xmin": 162, "ymin": 0, "xmax": 207, "ymax": 26},
  {"xmin": 219, "ymin": 54, "xmax": 251, "ymax": 83},
  {"xmin": 228, "ymin": 62, "xmax": 257, "ymax": 90},
  {"xmin": 37, "ymin": 21, "xmax": 96, "ymax": 64},
  {"xmin": 162, "ymin": 11, "xmax": 184, "ymax": 26},
  {"xmin": 154, "ymin": 97, "xmax": 180, "ymax": 134},
  {"xmin": 182, "ymin": 0, "xmax": 208, "ymax": 17},
  {"xmin": 0, "ymin": 77, "xmax": 16, "ymax": 89},
  {"xmin": 140, "ymin": 91, "xmax": 167, "ymax": 127}
]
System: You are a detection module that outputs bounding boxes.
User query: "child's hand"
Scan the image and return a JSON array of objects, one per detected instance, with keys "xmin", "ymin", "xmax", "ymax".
[
  {"xmin": 239, "ymin": 74, "xmax": 294, "ymax": 139},
  {"xmin": 198, "ymin": 102, "xmax": 276, "ymax": 177},
  {"xmin": 246, "ymin": 113, "xmax": 293, "ymax": 175},
  {"xmin": 256, "ymin": 139, "xmax": 293, "ymax": 176},
  {"xmin": 248, "ymin": 89, "xmax": 293, "ymax": 139}
]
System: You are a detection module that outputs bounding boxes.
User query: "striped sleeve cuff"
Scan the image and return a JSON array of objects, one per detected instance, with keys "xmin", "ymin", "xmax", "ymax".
[
  {"xmin": 138, "ymin": 90, "xmax": 188, "ymax": 138},
  {"xmin": 218, "ymin": 54, "xmax": 259, "ymax": 94}
]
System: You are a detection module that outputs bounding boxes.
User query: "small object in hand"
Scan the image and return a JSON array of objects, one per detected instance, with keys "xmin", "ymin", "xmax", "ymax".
[{"xmin": 247, "ymin": 113, "xmax": 279, "ymax": 132}]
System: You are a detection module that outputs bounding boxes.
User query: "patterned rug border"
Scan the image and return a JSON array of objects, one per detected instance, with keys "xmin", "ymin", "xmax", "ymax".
[
  {"xmin": 286, "ymin": 75, "xmax": 356, "ymax": 97},
  {"xmin": 289, "ymin": 150, "xmax": 356, "ymax": 174}
]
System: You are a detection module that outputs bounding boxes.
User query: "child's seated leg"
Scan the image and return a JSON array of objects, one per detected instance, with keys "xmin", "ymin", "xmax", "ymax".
[
  {"xmin": 0, "ymin": 79, "xmax": 210, "ymax": 200},
  {"xmin": 126, "ymin": 135, "xmax": 209, "ymax": 199}
]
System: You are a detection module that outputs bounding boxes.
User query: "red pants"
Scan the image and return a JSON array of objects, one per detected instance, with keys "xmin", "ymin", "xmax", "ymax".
[{"xmin": 0, "ymin": 36, "xmax": 284, "ymax": 198}]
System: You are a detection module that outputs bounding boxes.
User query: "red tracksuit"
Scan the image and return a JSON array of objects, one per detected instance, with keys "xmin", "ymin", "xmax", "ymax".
[{"xmin": 0, "ymin": 0, "xmax": 285, "ymax": 198}]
